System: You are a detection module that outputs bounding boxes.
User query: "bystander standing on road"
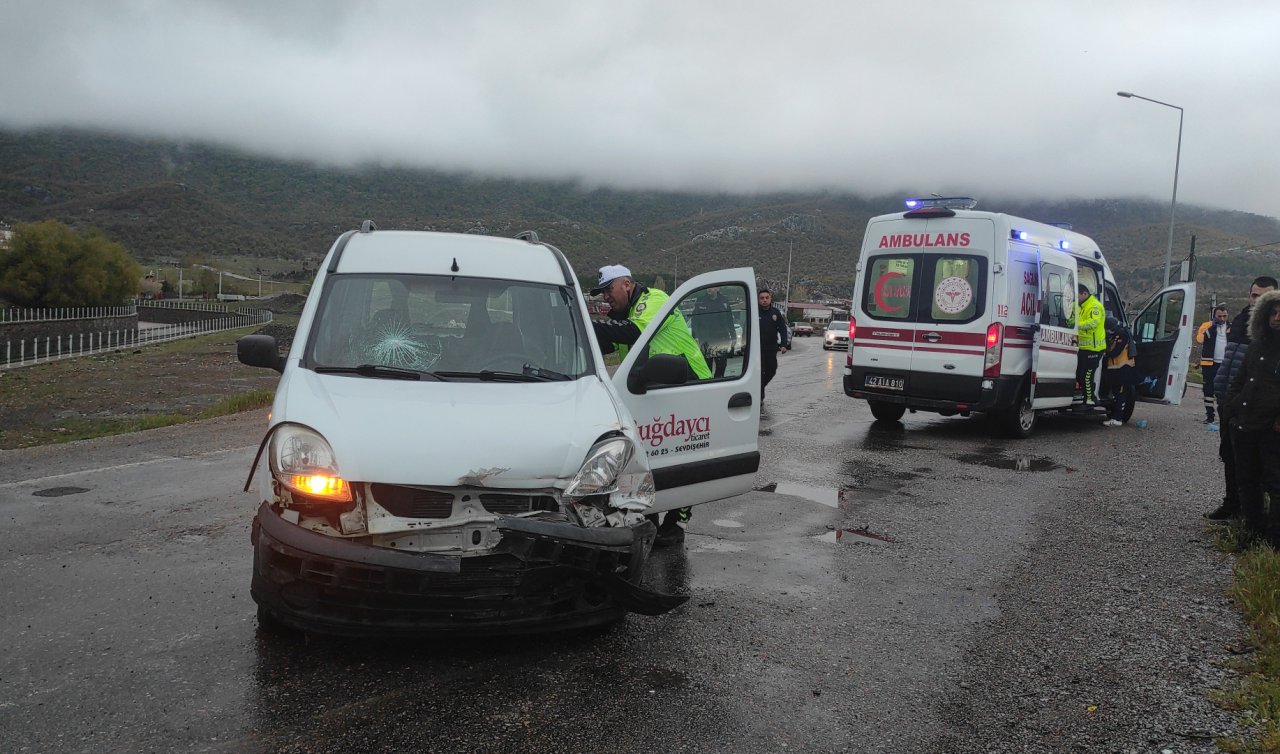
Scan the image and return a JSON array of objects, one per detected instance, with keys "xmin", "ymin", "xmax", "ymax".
[
  {"xmin": 1196, "ymin": 305, "xmax": 1229, "ymax": 424},
  {"xmin": 1221, "ymin": 289, "xmax": 1280, "ymax": 544},
  {"xmin": 757, "ymin": 288, "xmax": 790, "ymax": 402},
  {"xmin": 1206, "ymin": 275, "xmax": 1279, "ymax": 521}
]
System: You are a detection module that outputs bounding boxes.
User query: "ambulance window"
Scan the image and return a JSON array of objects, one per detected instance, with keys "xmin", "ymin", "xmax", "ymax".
[
  {"xmin": 864, "ymin": 256, "xmax": 916, "ymax": 320},
  {"xmin": 928, "ymin": 256, "xmax": 984, "ymax": 322},
  {"xmin": 1039, "ymin": 263, "xmax": 1076, "ymax": 328}
]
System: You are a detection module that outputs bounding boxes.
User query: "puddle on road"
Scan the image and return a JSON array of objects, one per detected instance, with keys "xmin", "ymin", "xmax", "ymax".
[
  {"xmin": 814, "ymin": 526, "xmax": 895, "ymax": 546},
  {"xmin": 32, "ymin": 486, "xmax": 90, "ymax": 497},
  {"xmin": 711, "ymin": 519, "xmax": 745, "ymax": 528},
  {"xmin": 956, "ymin": 453, "xmax": 1062, "ymax": 472}
]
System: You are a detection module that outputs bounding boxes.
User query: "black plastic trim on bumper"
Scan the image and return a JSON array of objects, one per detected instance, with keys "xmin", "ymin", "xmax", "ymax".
[{"xmin": 651, "ymin": 451, "xmax": 760, "ymax": 492}]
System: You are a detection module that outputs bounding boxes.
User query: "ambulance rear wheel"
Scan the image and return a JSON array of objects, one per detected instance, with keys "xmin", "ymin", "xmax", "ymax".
[
  {"xmin": 999, "ymin": 388, "xmax": 1037, "ymax": 439},
  {"xmin": 868, "ymin": 401, "xmax": 906, "ymax": 423}
]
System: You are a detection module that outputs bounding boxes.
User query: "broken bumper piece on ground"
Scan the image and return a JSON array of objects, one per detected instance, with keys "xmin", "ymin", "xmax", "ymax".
[{"xmin": 250, "ymin": 502, "xmax": 686, "ymax": 637}]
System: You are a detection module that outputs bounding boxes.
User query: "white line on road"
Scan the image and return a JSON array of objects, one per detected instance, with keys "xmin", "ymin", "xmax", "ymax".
[{"xmin": 0, "ymin": 446, "xmax": 256, "ymax": 489}]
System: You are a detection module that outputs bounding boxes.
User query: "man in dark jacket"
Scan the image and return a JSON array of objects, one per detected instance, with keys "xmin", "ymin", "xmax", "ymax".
[
  {"xmin": 757, "ymin": 288, "xmax": 790, "ymax": 401},
  {"xmin": 1222, "ymin": 289, "xmax": 1280, "ymax": 543},
  {"xmin": 1206, "ymin": 276, "xmax": 1278, "ymax": 520}
]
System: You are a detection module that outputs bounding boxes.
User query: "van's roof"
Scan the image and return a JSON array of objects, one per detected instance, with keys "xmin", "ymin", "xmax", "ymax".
[{"xmin": 330, "ymin": 230, "xmax": 571, "ymax": 286}]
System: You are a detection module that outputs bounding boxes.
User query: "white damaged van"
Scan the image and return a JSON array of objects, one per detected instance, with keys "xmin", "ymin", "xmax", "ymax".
[
  {"xmin": 843, "ymin": 198, "xmax": 1196, "ymax": 437},
  {"xmin": 237, "ymin": 224, "xmax": 761, "ymax": 636}
]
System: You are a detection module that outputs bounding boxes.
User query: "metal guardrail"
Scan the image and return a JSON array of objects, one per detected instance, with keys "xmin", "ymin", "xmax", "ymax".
[
  {"xmin": 0, "ymin": 305, "xmax": 137, "ymax": 322},
  {"xmin": 1, "ymin": 311, "xmax": 273, "ymax": 370}
]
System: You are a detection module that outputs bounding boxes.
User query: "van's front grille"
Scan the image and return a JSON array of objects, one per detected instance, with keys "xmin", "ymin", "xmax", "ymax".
[
  {"xmin": 367, "ymin": 485, "xmax": 558, "ymax": 518},
  {"xmin": 479, "ymin": 493, "xmax": 557, "ymax": 515},
  {"xmin": 368, "ymin": 485, "xmax": 454, "ymax": 518}
]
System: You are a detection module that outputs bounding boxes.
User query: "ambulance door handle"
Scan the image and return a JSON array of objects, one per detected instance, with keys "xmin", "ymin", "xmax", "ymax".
[
  {"xmin": 921, "ymin": 332, "xmax": 942, "ymax": 343},
  {"xmin": 729, "ymin": 392, "xmax": 752, "ymax": 408}
]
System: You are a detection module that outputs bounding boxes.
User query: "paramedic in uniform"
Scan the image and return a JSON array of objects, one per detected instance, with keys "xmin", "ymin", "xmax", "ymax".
[
  {"xmin": 589, "ymin": 264, "xmax": 710, "ymax": 546},
  {"xmin": 1196, "ymin": 305, "xmax": 1229, "ymax": 424},
  {"xmin": 1075, "ymin": 283, "xmax": 1106, "ymax": 409}
]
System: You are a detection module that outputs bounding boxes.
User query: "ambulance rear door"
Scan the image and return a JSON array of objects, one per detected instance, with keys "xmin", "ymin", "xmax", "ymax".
[
  {"xmin": 1132, "ymin": 281, "xmax": 1197, "ymax": 405},
  {"xmin": 852, "ymin": 214, "xmax": 995, "ymax": 404}
]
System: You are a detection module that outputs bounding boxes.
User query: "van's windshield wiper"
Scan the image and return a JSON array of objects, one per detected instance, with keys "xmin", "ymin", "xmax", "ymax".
[
  {"xmin": 433, "ymin": 365, "xmax": 572, "ymax": 382},
  {"xmin": 314, "ymin": 364, "xmax": 445, "ymax": 381}
]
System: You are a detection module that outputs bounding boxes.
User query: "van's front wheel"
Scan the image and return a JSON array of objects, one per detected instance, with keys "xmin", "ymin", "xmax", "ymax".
[
  {"xmin": 998, "ymin": 388, "xmax": 1037, "ymax": 438},
  {"xmin": 868, "ymin": 401, "xmax": 906, "ymax": 423}
]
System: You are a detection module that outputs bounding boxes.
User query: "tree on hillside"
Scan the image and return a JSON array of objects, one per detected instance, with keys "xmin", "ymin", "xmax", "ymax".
[{"xmin": 0, "ymin": 220, "xmax": 142, "ymax": 307}]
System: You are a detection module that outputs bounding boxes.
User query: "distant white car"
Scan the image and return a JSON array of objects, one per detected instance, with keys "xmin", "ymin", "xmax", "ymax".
[
  {"xmin": 792, "ymin": 322, "xmax": 815, "ymax": 337},
  {"xmin": 823, "ymin": 320, "xmax": 850, "ymax": 350}
]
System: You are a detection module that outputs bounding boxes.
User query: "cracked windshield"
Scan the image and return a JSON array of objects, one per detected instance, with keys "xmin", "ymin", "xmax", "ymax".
[{"xmin": 307, "ymin": 274, "xmax": 590, "ymax": 377}]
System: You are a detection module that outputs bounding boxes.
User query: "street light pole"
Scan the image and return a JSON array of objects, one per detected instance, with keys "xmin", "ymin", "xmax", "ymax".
[{"xmin": 1117, "ymin": 90, "xmax": 1183, "ymax": 288}]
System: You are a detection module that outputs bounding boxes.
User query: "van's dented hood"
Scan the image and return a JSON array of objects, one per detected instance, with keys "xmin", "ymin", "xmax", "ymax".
[{"xmin": 270, "ymin": 369, "xmax": 625, "ymax": 488}]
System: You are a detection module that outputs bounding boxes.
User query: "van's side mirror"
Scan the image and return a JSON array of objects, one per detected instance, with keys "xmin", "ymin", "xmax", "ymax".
[
  {"xmin": 627, "ymin": 353, "xmax": 690, "ymax": 394},
  {"xmin": 238, "ymin": 334, "xmax": 285, "ymax": 373}
]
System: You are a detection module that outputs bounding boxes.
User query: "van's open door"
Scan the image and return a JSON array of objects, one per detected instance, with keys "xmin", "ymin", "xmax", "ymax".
[
  {"xmin": 613, "ymin": 269, "xmax": 760, "ymax": 513},
  {"xmin": 1132, "ymin": 281, "xmax": 1197, "ymax": 405}
]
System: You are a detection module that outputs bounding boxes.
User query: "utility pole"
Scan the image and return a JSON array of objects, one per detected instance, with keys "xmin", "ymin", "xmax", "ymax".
[
  {"xmin": 783, "ymin": 241, "xmax": 793, "ymax": 320},
  {"xmin": 177, "ymin": 268, "xmax": 183, "ymax": 300}
]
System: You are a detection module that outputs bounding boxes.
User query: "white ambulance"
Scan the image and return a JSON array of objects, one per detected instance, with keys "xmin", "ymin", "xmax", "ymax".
[{"xmin": 842, "ymin": 198, "xmax": 1196, "ymax": 437}]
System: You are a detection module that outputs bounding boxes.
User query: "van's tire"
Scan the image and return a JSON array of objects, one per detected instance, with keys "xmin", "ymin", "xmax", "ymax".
[
  {"xmin": 998, "ymin": 386, "xmax": 1037, "ymax": 439},
  {"xmin": 868, "ymin": 401, "xmax": 906, "ymax": 423}
]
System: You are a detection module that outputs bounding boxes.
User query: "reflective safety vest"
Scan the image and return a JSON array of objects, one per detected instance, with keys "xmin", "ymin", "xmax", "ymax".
[
  {"xmin": 618, "ymin": 288, "xmax": 712, "ymax": 380},
  {"xmin": 1077, "ymin": 295, "xmax": 1106, "ymax": 352}
]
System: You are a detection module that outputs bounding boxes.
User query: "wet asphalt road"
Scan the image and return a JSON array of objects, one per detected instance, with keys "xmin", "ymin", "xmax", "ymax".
[{"xmin": 0, "ymin": 339, "xmax": 1241, "ymax": 753}]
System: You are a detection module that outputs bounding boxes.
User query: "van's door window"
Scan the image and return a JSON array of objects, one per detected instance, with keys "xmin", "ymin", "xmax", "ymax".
[
  {"xmin": 864, "ymin": 257, "xmax": 916, "ymax": 319},
  {"xmin": 1103, "ymin": 281, "xmax": 1125, "ymax": 325},
  {"xmin": 1135, "ymin": 289, "xmax": 1187, "ymax": 343},
  {"xmin": 684, "ymin": 284, "xmax": 750, "ymax": 380},
  {"xmin": 929, "ymin": 257, "xmax": 981, "ymax": 321},
  {"xmin": 1039, "ymin": 262, "xmax": 1076, "ymax": 328}
]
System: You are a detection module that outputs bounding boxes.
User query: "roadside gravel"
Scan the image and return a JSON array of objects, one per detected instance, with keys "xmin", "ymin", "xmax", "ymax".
[{"xmin": 925, "ymin": 400, "xmax": 1246, "ymax": 753}]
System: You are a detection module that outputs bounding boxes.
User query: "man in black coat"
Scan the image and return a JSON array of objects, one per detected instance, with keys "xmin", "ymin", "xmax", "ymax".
[
  {"xmin": 1222, "ymin": 288, "xmax": 1280, "ymax": 543},
  {"xmin": 757, "ymin": 288, "xmax": 790, "ymax": 401},
  {"xmin": 1206, "ymin": 275, "xmax": 1278, "ymax": 520}
]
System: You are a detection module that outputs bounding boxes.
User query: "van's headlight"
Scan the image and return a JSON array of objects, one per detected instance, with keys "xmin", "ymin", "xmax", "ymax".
[
  {"xmin": 270, "ymin": 424, "xmax": 352, "ymax": 503},
  {"xmin": 563, "ymin": 436, "xmax": 655, "ymax": 512}
]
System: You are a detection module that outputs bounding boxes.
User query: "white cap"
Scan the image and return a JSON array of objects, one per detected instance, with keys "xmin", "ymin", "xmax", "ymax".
[{"xmin": 590, "ymin": 264, "xmax": 632, "ymax": 295}]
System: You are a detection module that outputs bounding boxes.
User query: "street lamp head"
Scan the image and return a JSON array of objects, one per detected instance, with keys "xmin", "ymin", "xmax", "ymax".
[{"xmin": 1116, "ymin": 91, "xmax": 1133, "ymax": 98}]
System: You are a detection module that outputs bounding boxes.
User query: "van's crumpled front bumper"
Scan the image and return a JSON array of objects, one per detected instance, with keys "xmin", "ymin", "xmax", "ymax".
[{"xmin": 250, "ymin": 502, "xmax": 682, "ymax": 637}]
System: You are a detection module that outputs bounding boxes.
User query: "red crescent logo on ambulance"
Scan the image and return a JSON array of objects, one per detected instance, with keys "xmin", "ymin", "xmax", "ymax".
[{"xmin": 873, "ymin": 271, "xmax": 905, "ymax": 312}]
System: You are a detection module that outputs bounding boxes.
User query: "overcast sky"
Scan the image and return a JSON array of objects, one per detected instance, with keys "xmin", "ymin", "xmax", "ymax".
[{"xmin": 2, "ymin": 1, "xmax": 1276, "ymax": 217}]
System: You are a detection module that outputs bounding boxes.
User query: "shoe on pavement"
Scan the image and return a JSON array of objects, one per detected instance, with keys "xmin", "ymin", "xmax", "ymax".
[
  {"xmin": 653, "ymin": 515, "xmax": 686, "ymax": 548},
  {"xmin": 1204, "ymin": 503, "xmax": 1239, "ymax": 521}
]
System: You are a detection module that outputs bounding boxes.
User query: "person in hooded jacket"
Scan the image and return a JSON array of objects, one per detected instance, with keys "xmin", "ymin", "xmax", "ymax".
[
  {"xmin": 1222, "ymin": 288, "xmax": 1280, "ymax": 543},
  {"xmin": 1206, "ymin": 276, "xmax": 1279, "ymax": 520},
  {"xmin": 1101, "ymin": 316, "xmax": 1136, "ymax": 427}
]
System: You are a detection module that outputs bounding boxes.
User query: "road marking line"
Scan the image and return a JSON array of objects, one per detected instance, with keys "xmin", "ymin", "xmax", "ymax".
[{"xmin": 0, "ymin": 446, "xmax": 256, "ymax": 489}]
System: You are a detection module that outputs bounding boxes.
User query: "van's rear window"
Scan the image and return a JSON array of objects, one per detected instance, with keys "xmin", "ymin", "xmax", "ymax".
[{"xmin": 861, "ymin": 254, "xmax": 986, "ymax": 324}]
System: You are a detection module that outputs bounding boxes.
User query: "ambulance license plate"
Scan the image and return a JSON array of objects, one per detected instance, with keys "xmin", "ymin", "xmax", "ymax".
[{"xmin": 864, "ymin": 374, "xmax": 904, "ymax": 391}]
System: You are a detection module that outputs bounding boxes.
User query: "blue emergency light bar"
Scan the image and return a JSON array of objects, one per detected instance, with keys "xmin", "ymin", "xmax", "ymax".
[{"xmin": 903, "ymin": 196, "xmax": 979, "ymax": 210}]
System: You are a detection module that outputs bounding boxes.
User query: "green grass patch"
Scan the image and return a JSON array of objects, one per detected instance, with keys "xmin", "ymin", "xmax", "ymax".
[
  {"xmin": 1215, "ymin": 518, "xmax": 1280, "ymax": 753},
  {"xmin": 198, "ymin": 389, "xmax": 275, "ymax": 419}
]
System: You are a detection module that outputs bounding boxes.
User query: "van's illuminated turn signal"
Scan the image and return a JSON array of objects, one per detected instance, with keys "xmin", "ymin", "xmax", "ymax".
[
  {"xmin": 983, "ymin": 322, "xmax": 1004, "ymax": 378},
  {"xmin": 290, "ymin": 474, "xmax": 351, "ymax": 501}
]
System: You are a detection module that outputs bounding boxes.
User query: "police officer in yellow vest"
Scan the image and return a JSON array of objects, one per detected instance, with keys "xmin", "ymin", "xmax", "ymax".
[
  {"xmin": 590, "ymin": 264, "xmax": 710, "ymax": 546},
  {"xmin": 1075, "ymin": 283, "xmax": 1107, "ymax": 409},
  {"xmin": 589, "ymin": 264, "xmax": 711, "ymax": 380}
]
